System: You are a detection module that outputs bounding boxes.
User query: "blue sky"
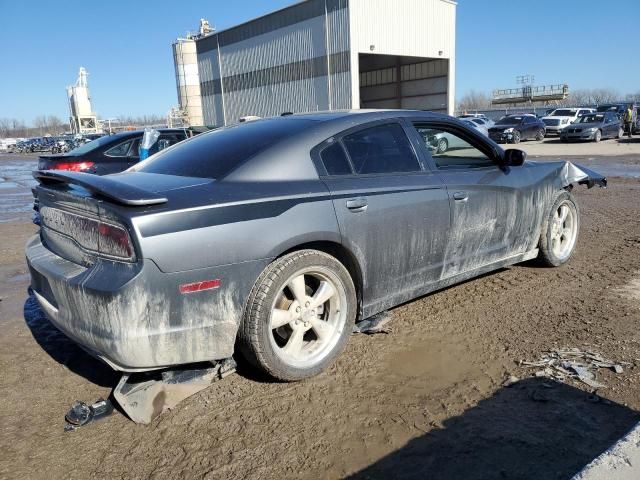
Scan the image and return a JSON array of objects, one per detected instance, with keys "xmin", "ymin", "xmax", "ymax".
[{"xmin": 1, "ymin": 0, "xmax": 638, "ymax": 124}]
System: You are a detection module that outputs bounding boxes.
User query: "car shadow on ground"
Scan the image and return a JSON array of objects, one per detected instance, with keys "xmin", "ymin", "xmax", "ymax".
[
  {"xmin": 349, "ymin": 378, "xmax": 639, "ymax": 480},
  {"xmin": 618, "ymin": 137, "xmax": 640, "ymax": 144},
  {"xmin": 23, "ymin": 294, "xmax": 118, "ymax": 387}
]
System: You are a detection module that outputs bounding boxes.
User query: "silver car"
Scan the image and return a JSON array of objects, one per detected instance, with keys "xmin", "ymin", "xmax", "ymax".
[{"xmin": 26, "ymin": 110, "xmax": 605, "ymax": 383}]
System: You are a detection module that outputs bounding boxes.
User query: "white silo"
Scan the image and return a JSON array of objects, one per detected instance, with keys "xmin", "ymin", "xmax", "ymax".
[
  {"xmin": 67, "ymin": 67, "xmax": 101, "ymax": 134},
  {"xmin": 172, "ymin": 19, "xmax": 211, "ymax": 127}
]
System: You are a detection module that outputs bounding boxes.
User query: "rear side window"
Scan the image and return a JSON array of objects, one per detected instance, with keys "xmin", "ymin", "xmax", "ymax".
[
  {"xmin": 105, "ymin": 140, "xmax": 133, "ymax": 157},
  {"xmin": 136, "ymin": 118, "xmax": 317, "ymax": 178},
  {"xmin": 342, "ymin": 123, "xmax": 421, "ymax": 175},
  {"xmin": 320, "ymin": 142, "xmax": 352, "ymax": 175}
]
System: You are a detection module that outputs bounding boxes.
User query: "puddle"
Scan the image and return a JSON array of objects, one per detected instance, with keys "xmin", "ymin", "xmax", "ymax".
[
  {"xmin": 0, "ymin": 160, "xmax": 37, "ymax": 222},
  {"xmin": 588, "ymin": 163, "xmax": 640, "ymax": 179}
]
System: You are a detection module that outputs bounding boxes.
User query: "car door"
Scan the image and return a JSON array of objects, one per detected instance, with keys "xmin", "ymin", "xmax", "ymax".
[
  {"xmin": 524, "ymin": 116, "xmax": 537, "ymax": 139},
  {"xmin": 410, "ymin": 120, "xmax": 535, "ymax": 278},
  {"xmin": 603, "ymin": 114, "xmax": 615, "ymax": 138},
  {"xmin": 316, "ymin": 120, "xmax": 451, "ymax": 316}
]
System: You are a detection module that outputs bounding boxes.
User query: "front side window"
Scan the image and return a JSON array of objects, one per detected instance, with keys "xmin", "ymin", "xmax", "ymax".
[
  {"xmin": 342, "ymin": 123, "xmax": 421, "ymax": 175},
  {"xmin": 413, "ymin": 124, "xmax": 494, "ymax": 169},
  {"xmin": 105, "ymin": 139, "xmax": 133, "ymax": 157}
]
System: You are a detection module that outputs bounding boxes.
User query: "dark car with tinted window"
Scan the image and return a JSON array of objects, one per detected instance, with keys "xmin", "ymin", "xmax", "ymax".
[
  {"xmin": 488, "ymin": 115, "xmax": 546, "ymax": 144},
  {"xmin": 37, "ymin": 129, "xmax": 188, "ymax": 175}
]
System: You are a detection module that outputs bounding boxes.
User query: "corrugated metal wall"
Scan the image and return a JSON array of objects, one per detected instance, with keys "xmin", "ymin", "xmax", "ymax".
[
  {"xmin": 197, "ymin": 0, "xmax": 351, "ymax": 127},
  {"xmin": 349, "ymin": 0, "xmax": 456, "ymax": 114}
]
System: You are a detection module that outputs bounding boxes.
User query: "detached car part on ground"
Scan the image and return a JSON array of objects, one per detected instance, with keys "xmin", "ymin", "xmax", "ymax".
[{"xmin": 26, "ymin": 111, "xmax": 606, "ymax": 422}]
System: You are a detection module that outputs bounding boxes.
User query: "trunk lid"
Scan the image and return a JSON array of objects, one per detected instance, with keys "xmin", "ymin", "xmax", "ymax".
[{"xmin": 33, "ymin": 170, "xmax": 213, "ymax": 266}]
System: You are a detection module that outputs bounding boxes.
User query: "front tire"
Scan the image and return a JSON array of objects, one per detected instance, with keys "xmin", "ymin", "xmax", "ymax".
[
  {"xmin": 538, "ymin": 192, "xmax": 580, "ymax": 267},
  {"xmin": 535, "ymin": 128, "xmax": 545, "ymax": 141},
  {"xmin": 512, "ymin": 130, "xmax": 521, "ymax": 144},
  {"xmin": 238, "ymin": 250, "xmax": 357, "ymax": 381},
  {"xmin": 594, "ymin": 130, "xmax": 602, "ymax": 143}
]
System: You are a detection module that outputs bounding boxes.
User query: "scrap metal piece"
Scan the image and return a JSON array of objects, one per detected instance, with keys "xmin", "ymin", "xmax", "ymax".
[
  {"xmin": 113, "ymin": 358, "xmax": 236, "ymax": 424},
  {"xmin": 353, "ymin": 311, "xmax": 393, "ymax": 334},
  {"xmin": 64, "ymin": 397, "xmax": 114, "ymax": 432}
]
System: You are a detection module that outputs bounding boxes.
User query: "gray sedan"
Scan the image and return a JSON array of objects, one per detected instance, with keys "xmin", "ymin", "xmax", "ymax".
[
  {"xmin": 26, "ymin": 110, "xmax": 605, "ymax": 382},
  {"xmin": 560, "ymin": 112, "xmax": 623, "ymax": 142}
]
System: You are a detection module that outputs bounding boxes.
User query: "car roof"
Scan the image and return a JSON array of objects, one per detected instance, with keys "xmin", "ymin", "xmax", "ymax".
[{"xmin": 221, "ymin": 110, "xmax": 471, "ymax": 182}]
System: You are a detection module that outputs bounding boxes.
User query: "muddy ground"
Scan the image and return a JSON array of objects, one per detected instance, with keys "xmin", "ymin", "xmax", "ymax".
[{"xmin": 1, "ymin": 153, "xmax": 639, "ymax": 479}]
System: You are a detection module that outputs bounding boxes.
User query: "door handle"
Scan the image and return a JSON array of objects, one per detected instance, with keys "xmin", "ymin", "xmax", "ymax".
[
  {"xmin": 453, "ymin": 191, "xmax": 469, "ymax": 202},
  {"xmin": 346, "ymin": 198, "xmax": 368, "ymax": 212}
]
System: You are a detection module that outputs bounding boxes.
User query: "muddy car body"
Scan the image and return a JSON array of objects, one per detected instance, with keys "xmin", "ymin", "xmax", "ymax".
[{"xmin": 26, "ymin": 110, "xmax": 606, "ymax": 380}]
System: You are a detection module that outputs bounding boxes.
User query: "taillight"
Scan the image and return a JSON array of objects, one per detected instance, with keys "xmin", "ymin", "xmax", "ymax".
[
  {"xmin": 97, "ymin": 222, "xmax": 133, "ymax": 259},
  {"xmin": 40, "ymin": 207, "xmax": 135, "ymax": 261},
  {"xmin": 51, "ymin": 161, "xmax": 94, "ymax": 172}
]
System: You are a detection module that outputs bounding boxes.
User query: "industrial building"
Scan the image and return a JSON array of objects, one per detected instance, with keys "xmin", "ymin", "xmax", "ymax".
[{"xmin": 193, "ymin": 0, "xmax": 456, "ymax": 127}]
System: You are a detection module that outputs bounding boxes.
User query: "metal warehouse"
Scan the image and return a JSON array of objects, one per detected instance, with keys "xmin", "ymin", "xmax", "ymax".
[{"xmin": 195, "ymin": 0, "xmax": 456, "ymax": 127}]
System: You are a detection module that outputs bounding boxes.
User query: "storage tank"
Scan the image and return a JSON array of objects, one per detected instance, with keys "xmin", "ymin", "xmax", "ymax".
[
  {"xmin": 172, "ymin": 38, "xmax": 204, "ymax": 126},
  {"xmin": 67, "ymin": 67, "xmax": 100, "ymax": 134}
]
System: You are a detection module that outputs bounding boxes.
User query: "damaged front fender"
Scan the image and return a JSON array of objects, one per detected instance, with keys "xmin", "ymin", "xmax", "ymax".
[
  {"xmin": 561, "ymin": 162, "xmax": 607, "ymax": 189},
  {"xmin": 527, "ymin": 161, "xmax": 607, "ymax": 189}
]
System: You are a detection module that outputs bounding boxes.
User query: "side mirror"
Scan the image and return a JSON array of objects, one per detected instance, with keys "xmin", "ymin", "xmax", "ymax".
[{"xmin": 502, "ymin": 149, "xmax": 527, "ymax": 167}]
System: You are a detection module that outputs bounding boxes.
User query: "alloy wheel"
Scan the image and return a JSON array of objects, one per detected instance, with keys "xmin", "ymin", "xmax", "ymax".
[
  {"xmin": 550, "ymin": 201, "xmax": 578, "ymax": 261},
  {"xmin": 269, "ymin": 267, "xmax": 348, "ymax": 369}
]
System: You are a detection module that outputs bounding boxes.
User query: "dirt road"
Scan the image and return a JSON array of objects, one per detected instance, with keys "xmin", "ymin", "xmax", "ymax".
[{"xmin": 0, "ymin": 156, "xmax": 639, "ymax": 479}]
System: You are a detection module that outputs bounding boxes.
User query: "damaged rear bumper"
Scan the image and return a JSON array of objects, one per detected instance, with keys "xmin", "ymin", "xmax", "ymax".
[{"xmin": 26, "ymin": 234, "xmax": 266, "ymax": 372}]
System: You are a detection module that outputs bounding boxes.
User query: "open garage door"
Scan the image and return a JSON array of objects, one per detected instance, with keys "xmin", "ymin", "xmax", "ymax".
[{"xmin": 359, "ymin": 54, "xmax": 449, "ymax": 113}]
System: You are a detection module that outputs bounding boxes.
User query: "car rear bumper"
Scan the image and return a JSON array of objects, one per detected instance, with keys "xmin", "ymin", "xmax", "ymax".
[{"xmin": 26, "ymin": 234, "xmax": 266, "ymax": 372}]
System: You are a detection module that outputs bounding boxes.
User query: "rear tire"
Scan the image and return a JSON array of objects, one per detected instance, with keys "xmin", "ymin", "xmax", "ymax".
[
  {"xmin": 238, "ymin": 250, "xmax": 357, "ymax": 381},
  {"xmin": 436, "ymin": 138, "xmax": 449, "ymax": 154},
  {"xmin": 618, "ymin": 127, "xmax": 624, "ymax": 139},
  {"xmin": 538, "ymin": 192, "xmax": 580, "ymax": 267}
]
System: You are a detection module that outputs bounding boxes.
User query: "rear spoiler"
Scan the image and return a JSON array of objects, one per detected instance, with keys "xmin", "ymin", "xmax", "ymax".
[{"xmin": 33, "ymin": 170, "xmax": 168, "ymax": 206}]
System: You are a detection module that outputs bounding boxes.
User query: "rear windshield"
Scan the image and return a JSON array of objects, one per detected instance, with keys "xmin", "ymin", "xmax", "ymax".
[
  {"xmin": 68, "ymin": 134, "xmax": 126, "ymax": 155},
  {"xmin": 596, "ymin": 105, "xmax": 621, "ymax": 112},
  {"xmin": 135, "ymin": 118, "xmax": 317, "ymax": 179},
  {"xmin": 551, "ymin": 109, "xmax": 576, "ymax": 116}
]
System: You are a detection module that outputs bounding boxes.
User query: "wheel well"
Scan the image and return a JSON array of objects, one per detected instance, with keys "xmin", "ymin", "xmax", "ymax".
[{"xmin": 280, "ymin": 241, "xmax": 364, "ymax": 318}]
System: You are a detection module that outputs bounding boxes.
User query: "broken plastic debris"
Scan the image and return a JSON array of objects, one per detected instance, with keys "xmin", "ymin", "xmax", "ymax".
[
  {"xmin": 64, "ymin": 397, "xmax": 114, "ymax": 432},
  {"xmin": 113, "ymin": 358, "xmax": 237, "ymax": 424},
  {"xmin": 353, "ymin": 312, "xmax": 392, "ymax": 334},
  {"xmin": 520, "ymin": 348, "xmax": 627, "ymax": 389},
  {"xmin": 502, "ymin": 375, "xmax": 520, "ymax": 387}
]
